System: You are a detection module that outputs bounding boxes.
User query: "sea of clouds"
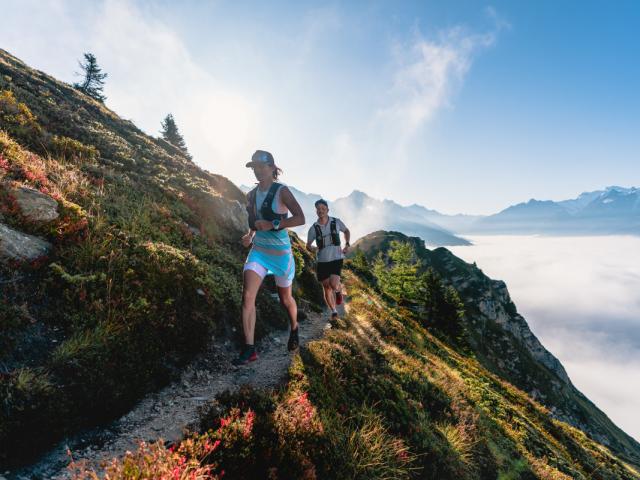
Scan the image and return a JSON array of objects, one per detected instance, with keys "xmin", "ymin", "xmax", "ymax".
[{"xmin": 449, "ymin": 235, "xmax": 640, "ymax": 442}]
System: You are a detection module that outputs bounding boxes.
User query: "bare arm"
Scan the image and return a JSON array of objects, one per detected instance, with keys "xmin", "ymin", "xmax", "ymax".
[
  {"xmin": 241, "ymin": 228, "xmax": 256, "ymax": 247},
  {"xmin": 306, "ymin": 231, "xmax": 317, "ymax": 252},
  {"xmin": 342, "ymin": 225, "xmax": 351, "ymax": 254},
  {"xmin": 279, "ymin": 186, "xmax": 305, "ymax": 228}
]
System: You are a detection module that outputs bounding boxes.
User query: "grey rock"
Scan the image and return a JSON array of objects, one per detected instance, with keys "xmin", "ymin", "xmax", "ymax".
[
  {"xmin": 12, "ymin": 185, "xmax": 59, "ymax": 223},
  {"xmin": 0, "ymin": 223, "xmax": 52, "ymax": 263},
  {"xmin": 199, "ymin": 193, "xmax": 247, "ymax": 235},
  {"xmin": 479, "ymin": 279, "xmax": 570, "ymax": 384}
]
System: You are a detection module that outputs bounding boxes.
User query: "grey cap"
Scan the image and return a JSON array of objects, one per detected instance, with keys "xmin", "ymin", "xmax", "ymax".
[{"xmin": 246, "ymin": 150, "xmax": 275, "ymax": 167}]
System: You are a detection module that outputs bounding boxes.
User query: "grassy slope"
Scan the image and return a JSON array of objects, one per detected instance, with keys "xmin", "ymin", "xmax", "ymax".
[
  {"xmin": 350, "ymin": 230, "xmax": 640, "ymax": 469},
  {"xmin": 0, "ymin": 49, "xmax": 323, "ymax": 467},
  {"xmin": 76, "ymin": 269, "xmax": 640, "ymax": 479}
]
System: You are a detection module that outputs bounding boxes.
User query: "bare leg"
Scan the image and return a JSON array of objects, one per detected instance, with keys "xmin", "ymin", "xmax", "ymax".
[
  {"xmin": 241, "ymin": 270, "xmax": 264, "ymax": 345},
  {"xmin": 322, "ymin": 279, "xmax": 336, "ymax": 312},
  {"xmin": 277, "ymin": 285, "xmax": 298, "ymax": 330},
  {"xmin": 329, "ymin": 274, "xmax": 342, "ymax": 293}
]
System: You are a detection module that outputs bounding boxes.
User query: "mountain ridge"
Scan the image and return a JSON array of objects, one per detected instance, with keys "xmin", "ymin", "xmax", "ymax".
[
  {"xmin": 350, "ymin": 230, "xmax": 640, "ymax": 467},
  {"xmin": 261, "ymin": 184, "xmax": 640, "ymax": 241}
]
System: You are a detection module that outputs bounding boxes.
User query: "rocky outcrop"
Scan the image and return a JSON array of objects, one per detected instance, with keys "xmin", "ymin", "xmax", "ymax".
[
  {"xmin": 197, "ymin": 193, "xmax": 248, "ymax": 236},
  {"xmin": 477, "ymin": 279, "xmax": 570, "ymax": 384},
  {"xmin": 0, "ymin": 183, "xmax": 59, "ymax": 224},
  {"xmin": 210, "ymin": 196, "xmax": 247, "ymax": 234},
  {"xmin": 0, "ymin": 223, "xmax": 51, "ymax": 263}
]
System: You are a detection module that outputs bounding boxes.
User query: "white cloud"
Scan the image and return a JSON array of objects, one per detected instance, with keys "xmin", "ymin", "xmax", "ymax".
[
  {"xmin": 1, "ymin": 1, "xmax": 506, "ymax": 207},
  {"xmin": 374, "ymin": 26, "xmax": 496, "ymax": 155},
  {"xmin": 325, "ymin": 23, "xmax": 501, "ymax": 199},
  {"xmin": 450, "ymin": 235, "xmax": 640, "ymax": 441},
  {"xmin": 1, "ymin": 0, "xmax": 264, "ymax": 183},
  {"xmin": 90, "ymin": 0, "xmax": 264, "ymax": 181}
]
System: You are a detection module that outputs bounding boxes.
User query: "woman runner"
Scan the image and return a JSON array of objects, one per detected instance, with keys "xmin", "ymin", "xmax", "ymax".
[{"xmin": 234, "ymin": 150, "xmax": 305, "ymax": 365}]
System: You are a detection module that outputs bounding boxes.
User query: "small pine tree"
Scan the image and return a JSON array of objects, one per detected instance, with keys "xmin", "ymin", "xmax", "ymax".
[
  {"xmin": 160, "ymin": 113, "xmax": 191, "ymax": 159},
  {"xmin": 73, "ymin": 53, "xmax": 107, "ymax": 102},
  {"xmin": 351, "ymin": 248, "xmax": 369, "ymax": 271},
  {"xmin": 421, "ymin": 267, "xmax": 466, "ymax": 340},
  {"xmin": 373, "ymin": 241, "xmax": 421, "ymax": 304}
]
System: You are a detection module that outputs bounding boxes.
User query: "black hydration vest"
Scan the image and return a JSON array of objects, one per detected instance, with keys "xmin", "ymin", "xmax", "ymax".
[
  {"xmin": 246, "ymin": 182, "xmax": 288, "ymax": 230},
  {"xmin": 314, "ymin": 217, "xmax": 341, "ymax": 250}
]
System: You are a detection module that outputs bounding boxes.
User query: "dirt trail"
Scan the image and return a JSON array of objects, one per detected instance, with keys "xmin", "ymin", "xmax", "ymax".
[{"xmin": 7, "ymin": 305, "xmax": 339, "ymax": 480}]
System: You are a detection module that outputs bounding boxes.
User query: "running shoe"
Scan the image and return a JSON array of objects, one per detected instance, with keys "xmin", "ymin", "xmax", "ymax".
[
  {"xmin": 287, "ymin": 327, "xmax": 299, "ymax": 351},
  {"xmin": 335, "ymin": 290, "xmax": 343, "ymax": 305},
  {"xmin": 232, "ymin": 345, "xmax": 258, "ymax": 366}
]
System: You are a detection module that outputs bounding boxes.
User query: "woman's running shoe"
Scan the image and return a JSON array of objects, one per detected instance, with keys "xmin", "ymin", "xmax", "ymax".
[{"xmin": 232, "ymin": 345, "xmax": 258, "ymax": 366}]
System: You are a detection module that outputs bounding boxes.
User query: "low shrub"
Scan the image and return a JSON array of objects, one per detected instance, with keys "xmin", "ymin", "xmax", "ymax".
[{"xmin": 49, "ymin": 135, "xmax": 99, "ymax": 164}]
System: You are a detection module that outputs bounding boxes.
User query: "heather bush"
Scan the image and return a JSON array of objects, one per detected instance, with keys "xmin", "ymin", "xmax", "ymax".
[
  {"xmin": 0, "ymin": 90, "xmax": 47, "ymax": 149},
  {"xmin": 49, "ymin": 135, "xmax": 99, "ymax": 164}
]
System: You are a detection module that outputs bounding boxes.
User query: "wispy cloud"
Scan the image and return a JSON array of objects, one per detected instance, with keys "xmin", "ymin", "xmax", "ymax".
[
  {"xmin": 1, "ymin": 0, "xmax": 264, "ymax": 182},
  {"xmin": 378, "ymin": 26, "xmax": 496, "ymax": 143},
  {"xmin": 332, "ymin": 17, "xmax": 503, "ymax": 197},
  {"xmin": 1, "ymin": 1, "xmax": 509, "ymax": 207},
  {"xmin": 90, "ymin": 0, "xmax": 264, "ymax": 180}
]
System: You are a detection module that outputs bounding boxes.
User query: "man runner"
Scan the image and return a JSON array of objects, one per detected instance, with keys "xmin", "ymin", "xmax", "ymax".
[{"xmin": 306, "ymin": 199, "xmax": 350, "ymax": 322}]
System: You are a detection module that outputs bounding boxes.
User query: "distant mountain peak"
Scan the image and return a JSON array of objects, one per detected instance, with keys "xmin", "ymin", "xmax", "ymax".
[{"xmin": 347, "ymin": 189, "xmax": 369, "ymax": 199}]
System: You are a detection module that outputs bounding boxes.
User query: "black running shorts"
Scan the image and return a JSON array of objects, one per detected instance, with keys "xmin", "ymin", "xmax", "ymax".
[{"xmin": 316, "ymin": 259, "xmax": 343, "ymax": 282}]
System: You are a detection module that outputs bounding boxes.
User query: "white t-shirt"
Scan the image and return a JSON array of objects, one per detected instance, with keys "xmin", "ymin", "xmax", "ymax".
[{"xmin": 307, "ymin": 217, "xmax": 347, "ymax": 263}]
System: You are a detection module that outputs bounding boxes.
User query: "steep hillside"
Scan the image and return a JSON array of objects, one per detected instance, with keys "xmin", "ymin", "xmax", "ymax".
[
  {"xmin": 71, "ymin": 267, "xmax": 640, "ymax": 479},
  {"xmin": 0, "ymin": 49, "xmax": 323, "ymax": 467},
  {"xmin": 351, "ymin": 230, "xmax": 640, "ymax": 468}
]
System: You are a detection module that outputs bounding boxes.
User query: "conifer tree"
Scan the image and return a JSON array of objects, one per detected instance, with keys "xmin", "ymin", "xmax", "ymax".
[
  {"xmin": 373, "ymin": 240, "xmax": 421, "ymax": 303},
  {"xmin": 160, "ymin": 113, "xmax": 191, "ymax": 159},
  {"xmin": 421, "ymin": 267, "xmax": 465, "ymax": 340},
  {"xmin": 73, "ymin": 53, "xmax": 107, "ymax": 103},
  {"xmin": 351, "ymin": 248, "xmax": 370, "ymax": 271}
]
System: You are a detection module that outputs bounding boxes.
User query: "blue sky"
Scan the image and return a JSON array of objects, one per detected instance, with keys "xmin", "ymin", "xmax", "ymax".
[{"xmin": 1, "ymin": 0, "xmax": 639, "ymax": 214}]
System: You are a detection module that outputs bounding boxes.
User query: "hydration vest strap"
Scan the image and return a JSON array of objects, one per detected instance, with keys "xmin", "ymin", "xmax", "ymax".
[
  {"xmin": 259, "ymin": 182, "xmax": 288, "ymax": 223},
  {"xmin": 262, "ymin": 182, "xmax": 281, "ymax": 211},
  {"xmin": 330, "ymin": 218, "xmax": 341, "ymax": 246},
  {"xmin": 315, "ymin": 218, "xmax": 341, "ymax": 250},
  {"xmin": 314, "ymin": 224, "xmax": 324, "ymax": 249},
  {"xmin": 247, "ymin": 188, "xmax": 257, "ymax": 229}
]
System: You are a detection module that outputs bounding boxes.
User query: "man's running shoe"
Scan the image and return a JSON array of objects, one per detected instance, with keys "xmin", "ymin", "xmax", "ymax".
[
  {"xmin": 232, "ymin": 345, "xmax": 258, "ymax": 366},
  {"xmin": 287, "ymin": 327, "xmax": 299, "ymax": 351},
  {"xmin": 335, "ymin": 290, "xmax": 343, "ymax": 305}
]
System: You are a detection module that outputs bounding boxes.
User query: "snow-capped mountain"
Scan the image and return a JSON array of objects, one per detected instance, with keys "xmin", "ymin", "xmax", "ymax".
[
  {"xmin": 472, "ymin": 186, "xmax": 640, "ymax": 234},
  {"xmin": 241, "ymin": 184, "xmax": 640, "ymax": 239}
]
